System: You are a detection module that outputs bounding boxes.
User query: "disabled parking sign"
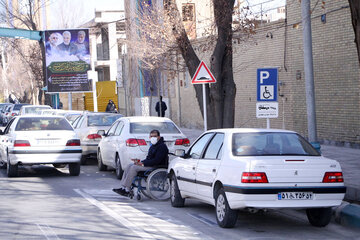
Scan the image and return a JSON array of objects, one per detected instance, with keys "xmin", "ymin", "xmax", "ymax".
[{"xmin": 257, "ymin": 68, "xmax": 278, "ymax": 102}]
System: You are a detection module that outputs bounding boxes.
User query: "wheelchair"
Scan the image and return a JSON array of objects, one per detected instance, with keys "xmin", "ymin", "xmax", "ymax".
[{"xmin": 129, "ymin": 166, "xmax": 170, "ymax": 201}]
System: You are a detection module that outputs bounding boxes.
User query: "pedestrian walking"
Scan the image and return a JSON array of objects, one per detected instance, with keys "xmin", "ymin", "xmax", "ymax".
[{"xmin": 155, "ymin": 96, "xmax": 167, "ymax": 117}]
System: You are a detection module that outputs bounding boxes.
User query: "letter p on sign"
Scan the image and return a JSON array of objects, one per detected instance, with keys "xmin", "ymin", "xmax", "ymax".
[{"xmin": 260, "ymin": 71, "xmax": 269, "ymax": 84}]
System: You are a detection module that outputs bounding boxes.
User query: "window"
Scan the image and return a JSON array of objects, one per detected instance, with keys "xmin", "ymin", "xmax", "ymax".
[
  {"xmin": 87, "ymin": 114, "xmax": 122, "ymax": 126},
  {"xmin": 182, "ymin": 3, "xmax": 195, "ymax": 21},
  {"xmin": 130, "ymin": 122, "xmax": 181, "ymax": 134},
  {"xmin": 232, "ymin": 132, "xmax": 320, "ymax": 156},
  {"xmin": 203, "ymin": 133, "xmax": 224, "ymax": 160},
  {"xmin": 75, "ymin": 116, "xmax": 85, "ymax": 129},
  {"xmin": 115, "ymin": 121, "xmax": 124, "ymax": 136},
  {"xmin": 188, "ymin": 133, "xmax": 214, "ymax": 159},
  {"xmin": 107, "ymin": 122, "xmax": 119, "ymax": 136},
  {"xmin": 15, "ymin": 118, "xmax": 73, "ymax": 131}
]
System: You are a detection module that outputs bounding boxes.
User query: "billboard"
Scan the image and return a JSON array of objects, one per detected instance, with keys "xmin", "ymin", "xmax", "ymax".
[{"xmin": 45, "ymin": 29, "xmax": 91, "ymax": 93}]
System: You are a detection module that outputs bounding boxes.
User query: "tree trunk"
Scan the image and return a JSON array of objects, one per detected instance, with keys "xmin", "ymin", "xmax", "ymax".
[
  {"xmin": 349, "ymin": 0, "xmax": 360, "ymax": 65},
  {"xmin": 164, "ymin": 0, "xmax": 236, "ymax": 129},
  {"xmin": 38, "ymin": 40, "xmax": 50, "ymax": 105}
]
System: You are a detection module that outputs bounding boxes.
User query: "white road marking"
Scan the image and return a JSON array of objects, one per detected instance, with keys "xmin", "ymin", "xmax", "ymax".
[
  {"xmin": 37, "ymin": 223, "xmax": 60, "ymax": 240},
  {"xmin": 75, "ymin": 189, "xmax": 214, "ymax": 240},
  {"xmin": 74, "ymin": 189, "xmax": 155, "ymax": 240}
]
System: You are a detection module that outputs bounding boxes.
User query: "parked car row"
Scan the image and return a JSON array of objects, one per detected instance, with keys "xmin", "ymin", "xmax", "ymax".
[{"xmin": 0, "ymin": 108, "xmax": 346, "ymax": 229}]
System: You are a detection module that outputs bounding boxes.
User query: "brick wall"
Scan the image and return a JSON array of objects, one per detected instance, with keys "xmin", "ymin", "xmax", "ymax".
[{"xmin": 170, "ymin": 0, "xmax": 360, "ymax": 145}]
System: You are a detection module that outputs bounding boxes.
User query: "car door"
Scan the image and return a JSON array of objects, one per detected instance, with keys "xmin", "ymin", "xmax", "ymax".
[
  {"xmin": 101, "ymin": 121, "xmax": 119, "ymax": 165},
  {"xmin": 196, "ymin": 133, "xmax": 224, "ymax": 199},
  {"xmin": 176, "ymin": 132, "xmax": 214, "ymax": 196}
]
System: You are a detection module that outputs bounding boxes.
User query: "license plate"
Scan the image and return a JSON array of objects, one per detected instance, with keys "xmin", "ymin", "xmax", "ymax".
[
  {"xmin": 278, "ymin": 192, "xmax": 313, "ymax": 200},
  {"xmin": 37, "ymin": 139, "xmax": 60, "ymax": 145}
]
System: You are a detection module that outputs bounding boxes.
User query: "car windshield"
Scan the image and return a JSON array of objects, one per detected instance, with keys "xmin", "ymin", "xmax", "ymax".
[
  {"xmin": 130, "ymin": 122, "xmax": 181, "ymax": 134},
  {"xmin": 15, "ymin": 117, "xmax": 73, "ymax": 131},
  {"xmin": 232, "ymin": 132, "xmax": 320, "ymax": 156},
  {"xmin": 25, "ymin": 107, "xmax": 50, "ymax": 114},
  {"xmin": 87, "ymin": 114, "xmax": 122, "ymax": 126}
]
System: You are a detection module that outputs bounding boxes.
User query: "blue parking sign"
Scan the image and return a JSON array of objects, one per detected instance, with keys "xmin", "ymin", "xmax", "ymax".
[{"xmin": 257, "ymin": 68, "xmax": 278, "ymax": 102}]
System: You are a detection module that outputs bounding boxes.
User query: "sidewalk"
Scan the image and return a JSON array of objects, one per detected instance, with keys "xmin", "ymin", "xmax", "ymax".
[{"xmin": 180, "ymin": 127, "xmax": 360, "ymax": 228}]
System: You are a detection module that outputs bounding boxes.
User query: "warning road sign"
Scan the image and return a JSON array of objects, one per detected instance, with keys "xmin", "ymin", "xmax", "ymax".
[{"xmin": 191, "ymin": 61, "xmax": 216, "ymax": 84}]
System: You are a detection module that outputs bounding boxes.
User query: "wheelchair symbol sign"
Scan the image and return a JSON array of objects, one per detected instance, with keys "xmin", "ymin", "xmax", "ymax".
[
  {"xmin": 260, "ymin": 85, "xmax": 274, "ymax": 100},
  {"xmin": 257, "ymin": 68, "xmax": 278, "ymax": 102}
]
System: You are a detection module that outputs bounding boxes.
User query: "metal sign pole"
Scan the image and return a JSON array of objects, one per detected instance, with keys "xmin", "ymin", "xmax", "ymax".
[
  {"xmin": 267, "ymin": 118, "xmax": 270, "ymax": 129},
  {"xmin": 203, "ymin": 84, "xmax": 207, "ymax": 131}
]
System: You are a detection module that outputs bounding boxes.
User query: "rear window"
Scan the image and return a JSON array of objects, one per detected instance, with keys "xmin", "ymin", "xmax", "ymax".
[
  {"xmin": 130, "ymin": 122, "xmax": 181, "ymax": 134},
  {"xmin": 25, "ymin": 107, "xmax": 51, "ymax": 114},
  {"xmin": 14, "ymin": 104, "xmax": 26, "ymax": 110},
  {"xmin": 15, "ymin": 117, "xmax": 73, "ymax": 131},
  {"xmin": 66, "ymin": 114, "xmax": 81, "ymax": 123},
  {"xmin": 87, "ymin": 114, "xmax": 122, "ymax": 126},
  {"xmin": 232, "ymin": 132, "xmax": 320, "ymax": 156}
]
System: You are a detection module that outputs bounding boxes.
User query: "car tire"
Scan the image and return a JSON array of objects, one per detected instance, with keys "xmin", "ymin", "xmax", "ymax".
[
  {"xmin": 0, "ymin": 160, "xmax": 6, "ymax": 169},
  {"xmin": 170, "ymin": 174, "xmax": 185, "ymax": 207},
  {"xmin": 306, "ymin": 207, "xmax": 332, "ymax": 227},
  {"xmin": 80, "ymin": 155, "xmax": 87, "ymax": 165},
  {"xmin": 115, "ymin": 154, "xmax": 123, "ymax": 179},
  {"xmin": 69, "ymin": 163, "xmax": 80, "ymax": 176},
  {"xmin": 215, "ymin": 188, "xmax": 237, "ymax": 228},
  {"xmin": 97, "ymin": 150, "xmax": 107, "ymax": 171},
  {"xmin": 7, "ymin": 156, "xmax": 18, "ymax": 177}
]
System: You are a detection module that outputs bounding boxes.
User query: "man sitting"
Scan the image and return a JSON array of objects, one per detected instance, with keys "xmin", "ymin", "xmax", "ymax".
[{"xmin": 112, "ymin": 129, "xmax": 169, "ymax": 196}]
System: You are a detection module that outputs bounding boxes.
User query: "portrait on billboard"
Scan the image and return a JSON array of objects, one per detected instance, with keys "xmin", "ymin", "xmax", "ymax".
[{"xmin": 45, "ymin": 29, "xmax": 91, "ymax": 93}]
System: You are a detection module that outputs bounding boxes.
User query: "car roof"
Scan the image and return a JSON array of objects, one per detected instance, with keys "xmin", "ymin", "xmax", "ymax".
[
  {"xmin": 17, "ymin": 115, "xmax": 66, "ymax": 119},
  {"xmin": 22, "ymin": 105, "xmax": 51, "ymax": 108},
  {"xmin": 207, "ymin": 128, "xmax": 297, "ymax": 134},
  {"xmin": 124, "ymin": 116, "xmax": 174, "ymax": 123}
]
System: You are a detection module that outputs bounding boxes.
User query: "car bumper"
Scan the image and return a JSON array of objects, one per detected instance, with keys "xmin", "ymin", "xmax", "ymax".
[
  {"xmin": 81, "ymin": 142, "xmax": 99, "ymax": 155},
  {"xmin": 224, "ymin": 185, "xmax": 346, "ymax": 209},
  {"xmin": 9, "ymin": 149, "xmax": 82, "ymax": 165}
]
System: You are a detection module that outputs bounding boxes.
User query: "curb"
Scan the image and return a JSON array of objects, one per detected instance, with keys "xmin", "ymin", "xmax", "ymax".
[{"xmin": 335, "ymin": 202, "xmax": 360, "ymax": 228}]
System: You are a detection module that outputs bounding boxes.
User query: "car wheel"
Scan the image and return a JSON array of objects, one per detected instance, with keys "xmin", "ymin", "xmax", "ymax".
[
  {"xmin": 215, "ymin": 188, "xmax": 237, "ymax": 228},
  {"xmin": 7, "ymin": 156, "xmax": 18, "ymax": 177},
  {"xmin": 69, "ymin": 162, "xmax": 80, "ymax": 176},
  {"xmin": 170, "ymin": 174, "xmax": 185, "ymax": 207},
  {"xmin": 306, "ymin": 207, "xmax": 332, "ymax": 227},
  {"xmin": 0, "ymin": 160, "xmax": 6, "ymax": 169},
  {"xmin": 115, "ymin": 154, "xmax": 123, "ymax": 179},
  {"xmin": 80, "ymin": 155, "xmax": 87, "ymax": 165},
  {"xmin": 97, "ymin": 150, "xmax": 107, "ymax": 171}
]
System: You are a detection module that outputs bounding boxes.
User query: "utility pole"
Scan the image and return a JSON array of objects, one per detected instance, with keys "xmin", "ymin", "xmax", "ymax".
[{"xmin": 301, "ymin": 0, "xmax": 318, "ymax": 146}]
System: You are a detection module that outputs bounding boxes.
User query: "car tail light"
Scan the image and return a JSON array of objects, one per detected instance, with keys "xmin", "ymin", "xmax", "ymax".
[
  {"xmin": 126, "ymin": 138, "xmax": 147, "ymax": 147},
  {"xmin": 175, "ymin": 138, "xmax": 190, "ymax": 146},
  {"xmin": 87, "ymin": 134, "xmax": 102, "ymax": 140},
  {"xmin": 14, "ymin": 140, "xmax": 30, "ymax": 147},
  {"xmin": 12, "ymin": 113, "xmax": 17, "ymax": 116},
  {"xmin": 241, "ymin": 172, "xmax": 268, "ymax": 183},
  {"xmin": 5, "ymin": 113, "xmax": 8, "ymax": 115},
  {"xmin": 66, "ymin": 139, "xmax": 81, "ymax": 146},
  {"xmin": 322, "ymin": 172, "xmax": 344, "ymax": 183}
]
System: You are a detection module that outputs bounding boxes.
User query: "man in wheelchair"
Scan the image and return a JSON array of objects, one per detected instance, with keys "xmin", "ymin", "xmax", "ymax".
[{"xmin": 112, "ymin": 129, "xmax": 169, "ymax": 197}]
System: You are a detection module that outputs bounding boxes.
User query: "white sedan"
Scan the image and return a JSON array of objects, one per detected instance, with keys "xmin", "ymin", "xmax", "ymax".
[
  {"xmin": 0, "ymin": 115, "xmax": 82, "ymax": 177},
  {"xmin": 168, "ymin": 128, "xmax": 346, "ymax": 228},
  {"xmin": 97, "ymin": 116, "xmax": 190, "ymax": 179},
  {"xmin": 19, "ymin": 105, "xmax": 52, "ymax": 115}
]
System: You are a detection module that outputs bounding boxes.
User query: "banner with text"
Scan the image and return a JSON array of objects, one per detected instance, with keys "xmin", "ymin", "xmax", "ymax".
[{"xmin": 45, "ymin": 29, "xmax": 91, "ymax": 92}]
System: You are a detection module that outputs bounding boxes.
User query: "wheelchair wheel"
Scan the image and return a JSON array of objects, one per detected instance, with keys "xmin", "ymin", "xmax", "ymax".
[
  {"xmin": 146, "ymin": 168, "xmax": 170, "ymax": 201},
  {"xmin": 137, "ymin": 177, "xmax": 151, "ymax": 199}
]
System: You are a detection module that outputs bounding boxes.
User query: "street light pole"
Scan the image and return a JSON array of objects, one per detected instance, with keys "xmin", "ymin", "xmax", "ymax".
[{"xmin": 301, "ymin": 0, "xmax": 318, "ymax": 145}]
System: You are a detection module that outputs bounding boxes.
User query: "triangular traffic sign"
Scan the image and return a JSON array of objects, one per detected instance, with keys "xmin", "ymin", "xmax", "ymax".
[{"xmin": 191, "ymin": 61, "xmax": 216, "ymax": 84}]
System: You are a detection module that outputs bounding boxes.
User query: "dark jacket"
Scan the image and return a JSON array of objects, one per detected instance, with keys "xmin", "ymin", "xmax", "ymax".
[
  {"xmin": 142, "ymin": 137, "xmax": 169, "ymax": 167},
  {"xmin": 155, "ymin": 101, "xmax": 167, "ymax": 117},
  {"xmin": 105, "ymin": 102, "xmax": 116, "ymax": 112}
]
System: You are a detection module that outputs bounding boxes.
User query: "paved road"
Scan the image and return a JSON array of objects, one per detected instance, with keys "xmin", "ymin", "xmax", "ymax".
[{"xmin": 0, "ymin": 160, "xmax": 359, "ymax": 240}]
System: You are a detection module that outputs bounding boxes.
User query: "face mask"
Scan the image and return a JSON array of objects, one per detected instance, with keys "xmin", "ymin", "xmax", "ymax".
[{"xmin": 150, "ymin": 137, "xmax": 158, "ymax": 145}]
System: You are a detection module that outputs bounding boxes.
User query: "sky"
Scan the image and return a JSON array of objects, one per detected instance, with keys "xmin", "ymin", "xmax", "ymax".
[{"xmin": 50, "ymin": 0, "xmax": 124, "ymax": 29}]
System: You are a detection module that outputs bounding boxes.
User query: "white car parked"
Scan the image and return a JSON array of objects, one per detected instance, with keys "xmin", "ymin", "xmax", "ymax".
[
  {"xmin": 168, "ymin": 128, "xmax": 346, "ymax": 228},
  {"xmin": 97, "ymin": 116, "xmax": 190, "ymax": 179},
  {"xmin": 19, "ymin": 105, "xmax": 52, "ymax": 115},
  {"xmin": 0, "ymin": 115, "xmax": 82, "ymax": 177}
]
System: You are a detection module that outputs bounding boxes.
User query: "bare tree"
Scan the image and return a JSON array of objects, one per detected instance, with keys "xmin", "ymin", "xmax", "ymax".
[
  {"xmin": 0, "ymin": 0, "xmax": 50, "ymax": 104},
  {"xmin": 349, "ymin": 0, "xmax": 360, "ymax": 65}
]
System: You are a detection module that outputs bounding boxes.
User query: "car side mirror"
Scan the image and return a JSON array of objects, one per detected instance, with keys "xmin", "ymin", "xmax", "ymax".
[
  {"xmin": 174, "ymin": 149, "xmax": 185, "ymax": 157},
  {"xmin": 97, "ymin": 130, "xmax": 106, "ymax": 136}
]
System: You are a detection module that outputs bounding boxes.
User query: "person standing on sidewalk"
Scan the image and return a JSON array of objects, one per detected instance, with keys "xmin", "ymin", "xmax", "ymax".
[
  {"xmin": 112, "ymin": 129, "xmax": 169, "ymax": 196},
  {"xmin": 155, "ymin": 96, "xmax": 167, "ymax": 117}
]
